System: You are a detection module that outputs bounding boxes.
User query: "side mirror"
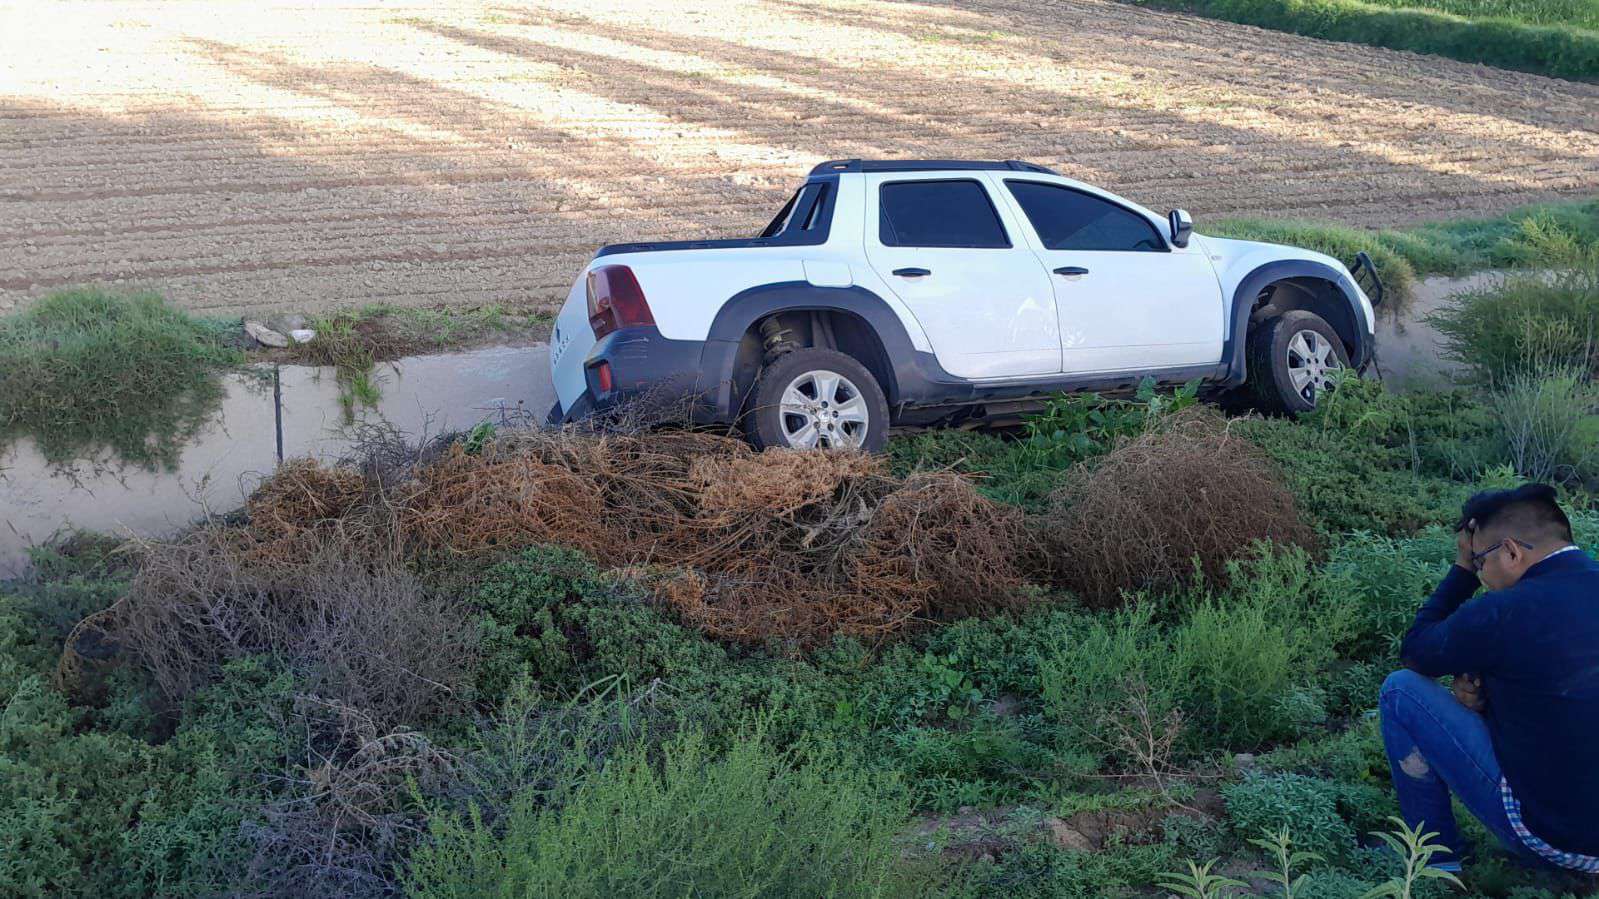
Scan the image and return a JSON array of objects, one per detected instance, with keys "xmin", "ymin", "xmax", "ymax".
[{"xmin": 1167, "ymin": 208, "xmax": 1193, "ymax": 248}]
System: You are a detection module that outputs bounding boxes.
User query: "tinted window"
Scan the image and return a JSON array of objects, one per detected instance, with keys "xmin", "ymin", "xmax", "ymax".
[
  {"xmin": 879, "ymin": 180, "xmax": 1010, "ymax": 248},
  {"xmin": 1006, "ymin": 181, "xmax": 1163, "ymax": 252},
  {"xmin": 757, "ymin": 182, "xmax": 831, "ymax": 240},
  {"xmin": 759, "ymin": 187, "xmax": 803, "ymax": 238}
]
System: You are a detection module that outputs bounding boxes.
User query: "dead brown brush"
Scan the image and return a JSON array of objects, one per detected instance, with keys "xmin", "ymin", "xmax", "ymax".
[
  {"xmin": 114, "ymin": 527, "xmax": 477, "ymax": 728},
  {"xmin": 246, "ymin": 693, "xmax": 458, "ymax": 897},
  {"xmin": 1036, "ymin": 409, "xmax": 1316, "ymax": 608},
  {"xmin": 229, "ymin": 429, "xmax": 1032, "ymax": 648}
]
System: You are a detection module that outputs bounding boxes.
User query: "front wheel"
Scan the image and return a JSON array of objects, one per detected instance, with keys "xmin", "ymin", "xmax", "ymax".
[
  {"xmin": 746, "ymin": 347, "xmax": 889, "ymax": 451},
  {"xmin": 1245, "ymin": 310, "xmax": 1349, "ymax": 414}
]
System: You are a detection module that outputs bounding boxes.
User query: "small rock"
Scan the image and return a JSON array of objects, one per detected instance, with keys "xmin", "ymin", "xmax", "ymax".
[
  {"xmin": 290, "ymin": 329, "xmax": 316, "ymax": 344},
  {"xmin": 1045, "ymin": 817, "xmax": 1095, "ymax": 852},
  {"xmin": 244, "ymin": 320, "xmax": 289, "ymax": 348},
  {"xmin": 1234, "ymin": 752, "xmax": 1256, "ymax": 769}
]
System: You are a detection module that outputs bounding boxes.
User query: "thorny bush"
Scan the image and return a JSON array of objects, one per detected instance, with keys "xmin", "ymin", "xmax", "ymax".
[
  {"xmin": 108, "ymin": 528, "xmax": 478, "ymax": 730},
  {"xmin": 1035, "ymin": 409, "xmax": 1317, "ymax": 608}
]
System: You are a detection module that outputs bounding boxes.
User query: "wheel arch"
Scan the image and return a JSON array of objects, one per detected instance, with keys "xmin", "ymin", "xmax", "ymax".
[
  {"xmin": 1223, "ymin": 260, "xmax": 1370, "ymax": 385},
  {"xmin": 702, "ymin": 282, "xmax": 919, "ymax": 418}
]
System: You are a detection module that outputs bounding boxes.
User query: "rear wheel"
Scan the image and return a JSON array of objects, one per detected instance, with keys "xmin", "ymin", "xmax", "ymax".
[
  {"xmin": 746, "ymin": 347, "xmax": 889, "ymax": 451},
  {"xmin": 1245, "ymin": 310, "xmax": 1349, "ymax": 414}
]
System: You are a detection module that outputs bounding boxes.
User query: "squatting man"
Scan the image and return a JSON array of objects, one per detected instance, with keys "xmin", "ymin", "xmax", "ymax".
[{"xmin": 1382, "ymin": 484, "xmax": 1598, "ymax": 874}]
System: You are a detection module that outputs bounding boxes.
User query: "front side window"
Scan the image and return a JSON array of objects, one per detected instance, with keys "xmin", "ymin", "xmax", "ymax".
[
  {"xmin": 1006, "ymin": 181, "xmax": 1163, "ymax": 252},
  {"xmin": 879, "ymin": 179, "xmax": 1010, "ymax": 248}
]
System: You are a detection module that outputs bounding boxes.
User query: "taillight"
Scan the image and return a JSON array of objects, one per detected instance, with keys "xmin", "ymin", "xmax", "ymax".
[
  {"xmin": 586, "ymin": 265, "xmax": 654, "ymax": 339},
  {"xmin": 594, "ymin": 361, "xmax": 614, "ymax": 393}
]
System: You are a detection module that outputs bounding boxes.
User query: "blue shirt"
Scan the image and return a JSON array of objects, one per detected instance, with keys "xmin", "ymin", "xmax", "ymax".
[{"xmin": 1401, "ymin": 548, "xmax": 1599, "ymax": 856}]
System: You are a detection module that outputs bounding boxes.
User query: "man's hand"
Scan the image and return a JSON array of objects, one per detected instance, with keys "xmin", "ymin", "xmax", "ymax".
[
  {"xmin": 1455, "ymin": 522, "xmax": 1477, "ymax": 573},
  {"xmin": 1452, "ymin": 673, "xmax": 1486, "ymax": 713}
]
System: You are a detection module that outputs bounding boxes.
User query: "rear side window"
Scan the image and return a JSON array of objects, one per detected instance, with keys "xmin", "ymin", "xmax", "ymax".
[
  {"xmin": 757, "ymin": 181, "xmax": 833, "ymax": 241},
  {"xmin": 879, "ymin": 180, "xmax": 1010, "ymax": 248},
  {"xmin": 1006, "ymin": 181, "xmax": 1163, "ymax": 252}
]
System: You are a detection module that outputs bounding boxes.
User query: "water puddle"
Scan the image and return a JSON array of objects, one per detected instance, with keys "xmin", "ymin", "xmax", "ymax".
[
  {"xmin": 1372, "ymin": 271, "xmax": 1502, "ymax": 388},
  {"xmin": 1, "ymin": 344, "xmax": 553, "ymax": 574}
]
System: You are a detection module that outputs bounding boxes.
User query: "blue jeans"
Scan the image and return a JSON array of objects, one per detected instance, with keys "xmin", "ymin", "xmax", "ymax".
[{"xmin": 1379, "ymin": 669, "xmax": 1551, "ymax": 868}]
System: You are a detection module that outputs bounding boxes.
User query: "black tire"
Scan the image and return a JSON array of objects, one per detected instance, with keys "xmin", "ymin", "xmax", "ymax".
[
  {"xmin": 746, "ymin": 347, "xmax": 889, "ymax": 452},
  {"xmin": 1245, "ymin": 310, "xmax": 1350, "ymax": 414}
]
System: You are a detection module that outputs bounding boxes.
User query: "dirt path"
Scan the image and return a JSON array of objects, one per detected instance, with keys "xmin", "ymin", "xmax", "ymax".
[{"xmin": 3, "ymin": 0, "xmax": 1596, "ymax": 317}]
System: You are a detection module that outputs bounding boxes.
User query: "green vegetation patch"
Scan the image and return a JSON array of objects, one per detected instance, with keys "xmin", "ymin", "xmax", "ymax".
[
  {"xmin": 1208, "ymin": 197, "xmax": 1599, "ymax": 312},
  {"xmin": 0, "ymin": 290, "xmax": 243, "ymax": 470},
  {"xmin": 1132, "ymin": 0, "xmax": 1599, "ymax": 79},
  {"xmin": 283, "ymin": 303, "xmax": 548, "ymax": 418}
]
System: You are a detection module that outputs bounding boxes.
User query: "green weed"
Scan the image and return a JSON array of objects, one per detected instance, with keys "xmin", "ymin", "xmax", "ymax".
[
  {"xmin": 1223, "ymin": 772, "xmax": 1358, "ymax": 863},
  {"xmin": 406, "ymin": 729, "xmax": 915, "ymax": 898},
  {"xmin": 0, "ymin": 290, "xmax": 243, "ymax": 469}
]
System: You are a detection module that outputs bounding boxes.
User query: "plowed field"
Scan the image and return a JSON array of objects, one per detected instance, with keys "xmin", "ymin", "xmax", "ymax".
[{"xmin": 3, "ymin": 0, "xmax": 1597, "ymax": 316}]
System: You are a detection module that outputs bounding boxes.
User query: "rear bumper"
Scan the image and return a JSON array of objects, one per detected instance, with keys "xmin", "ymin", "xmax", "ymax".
[{"xmin": 553, "ymin": 325, "xmax": 712, "ymax": 423}]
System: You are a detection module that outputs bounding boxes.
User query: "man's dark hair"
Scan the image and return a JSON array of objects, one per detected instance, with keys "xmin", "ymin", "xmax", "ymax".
[{"xmin": 1458, "ymin": 483, "xmax": 1574, "ymax": 546}]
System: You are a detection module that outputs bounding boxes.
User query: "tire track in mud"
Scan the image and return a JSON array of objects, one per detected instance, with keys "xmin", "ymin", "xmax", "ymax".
[{"xmin": 1, "ymin": 0, "xmax": 1596, "ymax": 316}]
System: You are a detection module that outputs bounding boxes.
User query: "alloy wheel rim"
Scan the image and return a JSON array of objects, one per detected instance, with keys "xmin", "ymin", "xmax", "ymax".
[
  {"xmin": 779, "ymin": 369, "xmax": 869, "ymax": 449},
  {"xmin": 1286, "ymin": 329, "xmax": 1341, "ymax": 404}
]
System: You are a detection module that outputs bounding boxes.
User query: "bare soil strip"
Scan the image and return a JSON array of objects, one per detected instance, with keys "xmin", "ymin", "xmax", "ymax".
[{"xmin": 2, "ymin": 0, "xmax": 1596, "ymax": 316}]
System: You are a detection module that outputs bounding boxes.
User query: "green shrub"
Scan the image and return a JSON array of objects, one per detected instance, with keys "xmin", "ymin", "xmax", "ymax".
[
  {"xmin": 1236, "ymin": 414, "xmax": 1471, "ymax": 535},
  {"xmin": 1487, "ymin": 368, "xmax": 1599, "ymax": 484},
  {"xmin": 966, "ymin": 841, "xmax": 1181, "ymax": 899},
  {"xmin": 0, "ymin": 290, "xmax": 242, "ymax": 469},
  {"xmin": 1223, "ymin": 772, "xmax": 1357, "ymax": 864},
  {"xmin": 1040, "ymin": 562, "xmax": 1342, "ymax": 756},
  {"xmin": 1134, "ymin": 0, "xmax": 1599, "ymax": 79},
  {"xmin": 0, "ymin": 661, "xmax": 283, "ymax": 898},
  {"xmin": 1321, "ymin": 527, "xmax": 1456, "ymax": 660},
  {"xmin": 406, "ymin": 730, "xmax": 913, "ymax": 898},
  {"xmin": 1211, "ymin": 201, "xmax": 1599, "ymax": 306},
  {"xmin": 886, "ymin": 713, "xmax": 1058, "ymax": 811},
  {"xmin": 1259, "ymin": 719, "xmax": 1389, "ymax": 785},
  {"xmin": 1428, "ymin": 268, "xmax": 1599, "ymax": 384},
  {"xmin": 471, "ymin": 546, "xmax": 728, "ymax": 703}
]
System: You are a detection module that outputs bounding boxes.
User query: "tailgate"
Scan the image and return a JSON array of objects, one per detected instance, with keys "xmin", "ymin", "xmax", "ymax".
[{"xmin": 549, "ymin": 274, "xmax": 596, "ymax": 415}]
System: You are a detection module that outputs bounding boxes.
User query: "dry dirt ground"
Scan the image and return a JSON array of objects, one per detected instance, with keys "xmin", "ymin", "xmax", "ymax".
[{"xmin": 3, "ymin": 0, "xmax": 1597, "ymax": 318}]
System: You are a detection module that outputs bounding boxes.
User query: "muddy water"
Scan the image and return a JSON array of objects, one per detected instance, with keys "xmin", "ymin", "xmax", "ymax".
[
  {"xmin": 1371, "ymin": 271, "xmax": 1504, "ymax": 388},
  {"xmin": 0, "ymin": 345, "xmax": 554, "ymax": 575}
]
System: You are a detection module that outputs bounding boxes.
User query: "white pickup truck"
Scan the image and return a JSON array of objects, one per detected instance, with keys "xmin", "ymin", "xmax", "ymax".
[{"xmin": 549, "ymin": 159, "xmax": 1382, "ymax": 451}]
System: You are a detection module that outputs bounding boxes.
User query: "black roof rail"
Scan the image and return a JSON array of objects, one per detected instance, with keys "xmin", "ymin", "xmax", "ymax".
[{"xmin": 807, "ymin": 159, "xmax": 1061, "ymax": 176}]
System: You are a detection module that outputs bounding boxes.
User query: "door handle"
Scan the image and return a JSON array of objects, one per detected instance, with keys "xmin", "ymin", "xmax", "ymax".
[
  {"xmin": 892, "ymin": 267, "xmax": 931, "ymax": 278},
  {"xmin": 1053, "ymin": 266, "xmax": 1090, "ymax": 277}
]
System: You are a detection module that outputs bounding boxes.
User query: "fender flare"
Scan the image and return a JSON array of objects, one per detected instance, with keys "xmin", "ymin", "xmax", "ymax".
[
  {"xmin": 699, "ymin": 282, "xmax": 926, "ymax": 415},
  {"xmin": 1222, "ymin": 260, "xmax": 1371, "ymax": 385}
]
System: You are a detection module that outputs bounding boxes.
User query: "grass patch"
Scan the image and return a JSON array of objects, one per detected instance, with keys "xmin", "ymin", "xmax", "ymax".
[
  {"xmin": 282, "ymin": 303, "xmax": 547, "ymax": 418},
  {"xmin": 1207, "ymin": 197, "xmax": 1599, "ymax": 312},
  {"xmin": 1132, "ymin": 0, "xmax": 1599, "ymax": 79},
  {"xmin": 0, "ymin": 290, "xmax": 243, "ymax": 470}
]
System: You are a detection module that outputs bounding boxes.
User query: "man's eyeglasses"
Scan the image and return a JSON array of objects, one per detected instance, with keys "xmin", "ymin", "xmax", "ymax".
[{"xmin": 1470, "ymin": 538, "xmax": 1534, "ymax": 572}]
